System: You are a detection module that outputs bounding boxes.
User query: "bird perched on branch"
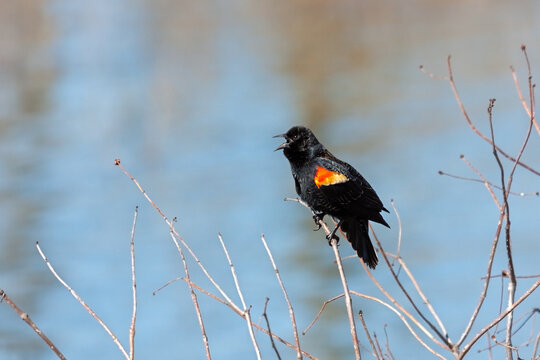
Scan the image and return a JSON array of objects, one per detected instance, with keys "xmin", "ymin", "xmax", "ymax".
[{"xmin": 274, "ymin": 126, "xmax": 389, "ymax": 269}]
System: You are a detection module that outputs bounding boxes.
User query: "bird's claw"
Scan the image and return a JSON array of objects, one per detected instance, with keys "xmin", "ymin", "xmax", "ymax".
[
  {"xmin": 326, "ymin": 233, "xmax": 339, "ymax": 246},
  {"xmin": 312, "ymin": 214, "xmax": 322, "ymax": 231}
]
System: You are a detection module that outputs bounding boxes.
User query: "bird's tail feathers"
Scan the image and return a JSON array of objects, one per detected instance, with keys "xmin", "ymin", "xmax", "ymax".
[{"xmin": 341, "ymin": 219, "xmax": 378, "ymax": 269}]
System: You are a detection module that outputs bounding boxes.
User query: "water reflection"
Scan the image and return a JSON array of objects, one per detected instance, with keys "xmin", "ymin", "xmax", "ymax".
[{"xmin": 1, "ymin": 0, "xmax": 539, "ymax": 359}]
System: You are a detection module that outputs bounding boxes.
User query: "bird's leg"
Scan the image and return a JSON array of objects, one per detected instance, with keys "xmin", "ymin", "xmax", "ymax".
[
  {"xmin": 326, "ymin": 219, "xmax": 344, "ymax": 246},
  {"xmin": 312, "ymin": 212, "xmax": 324, "ymax": 231}
]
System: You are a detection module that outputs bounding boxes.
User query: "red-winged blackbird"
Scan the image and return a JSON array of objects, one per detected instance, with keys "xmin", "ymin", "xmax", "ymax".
[{"xmin": 275, "ymin": 126, "xmax": 389, "ymax": 269}]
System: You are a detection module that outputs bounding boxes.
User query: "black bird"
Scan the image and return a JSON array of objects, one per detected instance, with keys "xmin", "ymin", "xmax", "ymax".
[{"xmin": 274, "ymin": 126, "xmax": 389, "ymax": 269}]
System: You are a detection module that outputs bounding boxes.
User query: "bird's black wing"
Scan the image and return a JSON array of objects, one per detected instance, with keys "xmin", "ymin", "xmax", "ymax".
[
  {"xmin": 313, "ymin": 155, "xmax": 389, "ymax": 226},
  {"xmin": 293, "ymin": 173, "xmax": 302, "ymax": 196}
]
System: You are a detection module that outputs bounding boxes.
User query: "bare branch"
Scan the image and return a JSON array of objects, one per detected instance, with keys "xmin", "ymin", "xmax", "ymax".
[
  {"xmin": 481, "ymin": 274, "xmax": 540, "ymax": 280},
  {"xmin": 0, "ymin": 289, "xmax": 66, "ymax": 360},
  {"xmin": 330, "ymin": 230, "xmax": 362, "ymax": 359},
  {"xmin": 510, "ymin": 64, "xmax": 540, "ymax": 136},
  {"xmin": 487, "ymin": 98, "xmax": 517, "ymax": 360},
  {"xmin": 385, "ymin": 252, "xmax": 449, "ymax": 342},
  {"xmin": 169, "ymin": 231, "xmax": 212, "ymax": 359},
  {"xmin": 457, "ymin": 212, "xmax": 505, "ymax": 347},
  {"xmin": 303, "ymin": 294, "xmax": 344, "ymax": 335},
  {"xmin": 217, "ymin": 233, "xmax": 261, "ymax": 360},
  {"xmin": 383, "ymin": 324, "xmax": 395, "ymax": 360},
  {"xmin": 389, "ymin": 200, "xmax": 402, "ymax": 258},
  {"xmin": 372, "ymin": 332, "xmax": 384, "ymax": 360},
  {"xmin": 184, "ymin": 277, "xmax": 319, "ymax": 360},
  {"xmin": 286, "ymin": 197, "xmax": 361, "ymax": 359},
  {"xmin": 35, "ymin": 242, "xmax": 130, "ymax": 360},
  {"xmin": 361, "ymin": 254, "xmax": 447, "ymax": 350},
  {"xmin": 486, "ymin": 332, "xmax": 494, "ymax": 360},
  {"xmin": 114, "ymin": 159, "xmax": 241, "ymax": 313},
  {"xmin": 358, "ymin": 310, "xmax": 381, "ymax": 360},
  {"xmin": 261, "ymin": 234, "xmax": 302, "ymax": 359},
  {"xmin": 262, "ymin": 298, "xmax": 282, "ymax": 360},
  {"xmin": 437, "ymin": 170, "xmax": 538, "ymax": 198},
  {"xmin": 509, "ymin": 45, "xmax": 537, "ymax": 136},
  {"xmin": 533, "ymin": 331, "xmax": 540, "ymax": 360},
  {"xmin": 458, "ymin": 278, "xmax": 540, "ymax": 359},
  {"xmin": 419, "ymin": 64, "xmax": 450, "ymax": 81},
  {"xmin": 354, "ymin": 291, "xmax": 447, "ymax": 359},
  {"xmin": 459, "ymin": 155, "xmax": 501, "ymax": 210},
  {"xmin": 420, "ymin": 58, "xmax": 540, "ymax": 176},
  {"xmin": 153, "ymin": 277, "xmax": 183, "ymax": 295},
  {"xmin": 129, "ymin": 206, "xmax": 138, "ymax": 360},
  {"xmin": 495, "ymin": 47, "xmax": 539, "ymax": 358},
  {"xmin": 369, "ymin": 225, "xmax": 451, "ymax": 348}
]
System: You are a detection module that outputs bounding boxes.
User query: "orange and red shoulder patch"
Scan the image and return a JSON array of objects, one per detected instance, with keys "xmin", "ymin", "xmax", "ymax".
[{"xmin": 314, "ymin": 166, "xmax": 349, "ymax": 188}]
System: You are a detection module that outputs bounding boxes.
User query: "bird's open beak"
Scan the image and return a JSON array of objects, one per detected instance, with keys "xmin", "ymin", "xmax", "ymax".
[{"xmin": 273, "ymin": 133, "xmax": 289, "ymax": 151}]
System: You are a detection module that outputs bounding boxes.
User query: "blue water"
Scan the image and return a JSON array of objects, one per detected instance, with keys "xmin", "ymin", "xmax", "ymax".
[{"xmin": 1, "ymin": 1, "xmax": 539, "ymax": 359}]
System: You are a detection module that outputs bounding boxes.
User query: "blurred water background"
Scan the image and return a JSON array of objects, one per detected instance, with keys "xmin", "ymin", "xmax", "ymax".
[{"xmin": 0, "ymin": 1, "xmax": 539, "ymax": 359}]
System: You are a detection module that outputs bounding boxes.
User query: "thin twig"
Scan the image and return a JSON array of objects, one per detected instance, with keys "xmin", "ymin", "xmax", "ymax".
[
  {"xmin": 261, "ymin": 234, "xmax": 302, "ymax": 359},
  {"xmin": 419, "ymin": 64, "xmax": 450, "ymax": 81},
  {"xmin": 508, "ymin": 308, "xmax": 540, "ymax": 339},
  {"xmin": 153, "ymin": 277, "xmax": 182, "ymax": 295},
  {"xmin": 116, "ymin": 161, "xmax": 314, "ymax": 358},
  {"xmin": 458, "ymin": 278, "xmax": 540, "ymax": 359},
  {"xmin": 217, "ymin": 233, "xmax": 261, "ymax": 360},
  {"xmin": 497, "ymin": 49, "xmax": 539, "ymax": 357},
  {"xmin": 263, "ymin": 298, "xmax": 282, "ymax": 360},
  {"xmin": 331, "ymin": 230, "xmax": 362, "ymax": 359},
  {"xmin": 350, "ymin": 292, "xmax": 447, "ymax": 360},
  {"xmin": 303, "ymin": 294, "xmax": 344, "ymax": 335},
  {"xmin": 116, "ymin": 160, "xmax": 315, "ymax": 359},
  {"xmin": 183, "ymin": 277, "xmax": 319, "ymax": 360},
  {"xmin": 456, "ymin": 212, "xmax": 505, "ymax": 348},
  {"xmin": 510, "ymin": 64, "xmax": 540, "ymax": 136},
  {"xmin": 372, "ymin": 332, "xmax": 384, "ymax": 360},
  {"xmin": 169, "ymin": 231, "xmax": 212, "ymax": 359},
  {"xmin": 304, "ymin": 290, "xmax": 447, "ymax": 359},
  {"xmin": 492, "ymin": 337, "xmax": 520, "ymax": 356},
  {"xmin": 421, "ymin": 57, "xmax": 540, "ymax": 176},
  {"xmin": 0, "ymin": 289, "xmax": 66, "ymax": 360},
  {"xmin": 486, "ymin": 331, "xmax": 493, "ymax": 360},
  {"xmin": 459, "ymin": 155, "xmax": 501, "ymax": 210},
  {"xmin": 114, "ymin": 159, "xmax": 241, "ymax": 313},
  {"xmin": 437, "ymin": 170, "xmax": 538, "ymax": 198},
  {"xmin": 129, "ymin": 206, "xmax": 138, "ymax": 360},
  {"xmin": 389, "ymin": 200, "xmax": 402, "ymax": 258},
  {"xmin": 358, "ymin": 310, "xmax": 381, "ymax": 360},
  {"xmin": 285, "ymin": 197, "xmax": 361, "ymax": 359},
  {"xmin": 35, "ymin": 242, "xmax": 130, "ymax": 360},
  {"xmin": 383, "ymin": 324, "xmax": 395, "ymax": 360},
  {"xmin": 500, "ymin": 48, "xmax": 537, "ymax": 359},
  {"xmin": 369, "ymin": 224, "xmax": 451, "ymax": 348},
  {"xmin": 509, "ymin": 46, "xmax": 537, "ymax": 134},
  {"xmin": 487, "ymin": 99, "xmax": 517, "ymax": 360},
  {"xmin": 388, "ymin": 252, "xmax": 449, "ymax": 342},
  {"xmin": 360, "ymin": 253, "xmax": 447, "ymax": 350},
  {"xmin": 481, "ymin": 274, "xmax": 540, "ymax": 280},
  {"xmin": 533, "ymin": 331, "xmax": 540, "ymax": 360},
  {"xmin": 515, "ymin": 45, "xmax": 540, "ymax": 135},
  {"xmin": 494, "ymin": 271, "xmax": 507, "ymax": 336}
]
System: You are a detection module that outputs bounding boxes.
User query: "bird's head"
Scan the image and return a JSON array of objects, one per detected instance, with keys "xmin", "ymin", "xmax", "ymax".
[{"xmin": 274, "ymin": 126, "xmax": 322, "ymax": 164}]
